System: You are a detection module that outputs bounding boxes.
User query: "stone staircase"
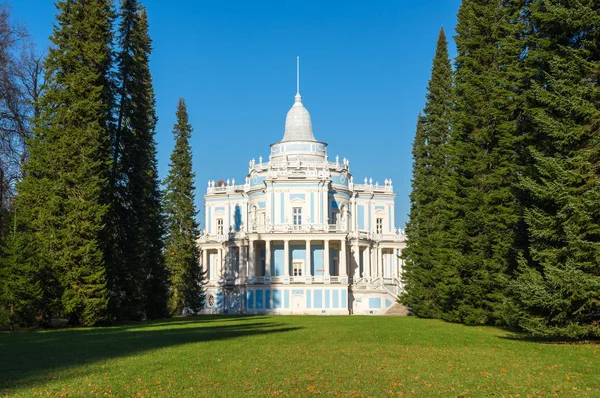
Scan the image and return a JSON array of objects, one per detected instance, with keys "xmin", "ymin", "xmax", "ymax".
[{"xmin": 384, "ymin": 302, "xmax": 410, "ymax": 316}]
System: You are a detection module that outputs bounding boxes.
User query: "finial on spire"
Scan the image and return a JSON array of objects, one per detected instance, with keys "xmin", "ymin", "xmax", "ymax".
[{"xmin": 296, "ymin": 56, "xmax": 300, "ymax": 94}]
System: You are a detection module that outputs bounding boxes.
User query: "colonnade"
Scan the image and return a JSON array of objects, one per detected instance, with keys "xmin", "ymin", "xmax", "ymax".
[{"xmin": 203, "ymin": 237, "xmax": 349, "ymax": 281}]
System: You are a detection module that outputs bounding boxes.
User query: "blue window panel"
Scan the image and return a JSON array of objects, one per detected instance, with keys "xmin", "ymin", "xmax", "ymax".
[
  {"xmin": 313, "ymin": 290, "xmax": 323, "ymax": 308},
  {"xmin": 273, "ymin": 245, "xmax": 284, "ymax": 276},
  {"xmin": 357, "ymin": 205, "xmax": 365, "ymax": 230},
  {"xmin": 273, "ymin": 290, "xmax": 282, "ymax": 309},
  {"xmin": 341, "ymin": 290, "xmax": 347, "ymax": 308},
  {"xmin": 247, "ymin": 291, "xmax": 254, "ymax": 309},
  {"xmin": 385, "ymin": 299, "xmax": 392, "ymax": 307},
  {"xmin": 265, "ymin": 290, "xmax": 271, "ymax": 309},
  {"xmin": 329, "ymin": 248, "xmax": 337, "ymax": 276},
  {"xmin": 369, "ymin": 298, "xmax": 382, "ymax": 309},
  {"xmin": 306, "ymin": 290, "xmax": 312, "ymax": 308},
  {"xmin": 284, "ymin": 290, "xmax": 290, "ymax": 309},
  {"xmin": 291, "ymin": 246, "xmax": 306, "ymax": 262},
  {"xmin": 311, "ymin": 245, "xmax": 324, "ymax": 276},
  {"xmin": 332, "ymin": 290, "xmax": 339, "ymax": 308},
  {"xmin": 256, "ymin": 290, "xmax": 263, "ymax": 309},
  {"xmin": 325, "ymin": 290, "xmax": 330, "ymax": 308}
]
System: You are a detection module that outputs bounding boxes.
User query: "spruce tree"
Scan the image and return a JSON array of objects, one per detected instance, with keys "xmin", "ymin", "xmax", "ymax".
[
  {"xmin": 0, "ymin": 221, "xmax": 41, "ymax": 329},
  {"xmin": 442, "ymin": 0, "xmax": 527, "ymax": 325},
  {"xmin": 401, "ymin": 29, "xmax": 455, "ymax": 318},
  {"xmin": 16, "ymin": 0, "xmax": 115, "ymax": 326},
  {"xmin": 509, "ymin": 1, "xmax": 600, "ymax": 338},
  {"xmin": 163, "ymin": 99, "xmax": 203, "ymax": 315},
  {"xmin": 109, "ymin": 0, "xmax": 168, "ymax": 320}
]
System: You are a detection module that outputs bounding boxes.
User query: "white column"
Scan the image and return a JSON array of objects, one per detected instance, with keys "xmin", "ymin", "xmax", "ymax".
[
  {"xmin": 324, "ymin": 240, "xmax": 330, "ymax": 277},
  {"xmin": 265, "ymin": 240, "xmax": 271, "ymax": 277},
  {"xmin": 202, "ymin": 249, "xmax": 208, "ymax": 280},
  {"xmin": 393, "ymin": 249, "xmax": 399, "ymax": 279},
  {"xmin": 340, "ymin": 239, "xmax": 347, "ymax": 277},
  {"xmin": 217, "ymin": 248, "xmax": 223, "ymax": 279},
  {"xmin": 305, "ymin": 240, "xmax": 312, "ymax": 277},
  {"xmin": 352, "ymin": 195, "xmax": 357, "ymax": 232},
  {"xmin": 240, "ymin": 245, "xmax": 247, "ymax": 279},
  {"xmin": 364, "ymin": 246, "xmax": 371, "ymax": 278},
  {"xmin": 378, "ymin": 247, "xmax": 383, "ymax": 278},
  {"xmin": 353, "ymin": 244, "xmax": 360, "ymax": 280},
  {"xmin": 248, "ymin": 240, "xmax": 255, "ymax": 278},
  {"xmin": 284, "ymin": 239, "xmax": 290, "ymax": 277}
]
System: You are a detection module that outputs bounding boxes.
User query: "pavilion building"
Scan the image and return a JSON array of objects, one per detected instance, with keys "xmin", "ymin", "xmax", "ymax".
[{"xmin": 198, "ymin": 88, "xmax": 406, "ymax": 315}]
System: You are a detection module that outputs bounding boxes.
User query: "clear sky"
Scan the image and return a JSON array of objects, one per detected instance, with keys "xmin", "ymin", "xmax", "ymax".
[{"xmin": 11, "ymin": 0, "xmax": 461, "ymax": 229}]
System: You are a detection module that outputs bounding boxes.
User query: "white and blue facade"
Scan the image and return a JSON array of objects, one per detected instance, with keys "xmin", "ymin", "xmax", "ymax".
[{"xmin": 198, "ymin": 90, "xmax": 406, "ymax": 315}]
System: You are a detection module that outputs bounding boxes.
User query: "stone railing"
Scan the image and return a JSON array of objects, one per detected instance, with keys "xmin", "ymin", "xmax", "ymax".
[{"xmin": 207, "ymin": 275, "xmax": 349, "ymax": 285}]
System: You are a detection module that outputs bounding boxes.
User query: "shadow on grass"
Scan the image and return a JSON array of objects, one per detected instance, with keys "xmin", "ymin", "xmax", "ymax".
[
  {"xmin": 497, "ymin": 331, "xmax": 600, "ymax": 345},
  {"xmin": 0, "ymin": 315, "xmax": 300, "ymax": 391}
]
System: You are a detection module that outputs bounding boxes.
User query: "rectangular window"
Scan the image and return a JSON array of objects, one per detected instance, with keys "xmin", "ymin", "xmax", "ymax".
[
  {"xmin": 293, "ymin": 260, "xmax": 303, "ymax": 276},
  {"xmin": 217, "ymin": 218, "xmax": 224, "ymax": 235},
  {"xmin": 293, "ymin": 207, "xmax": 302, "ymax": 230},
  {"xmin": 376, "ymin": 218, "xmax": 383, "ymax": 234}
]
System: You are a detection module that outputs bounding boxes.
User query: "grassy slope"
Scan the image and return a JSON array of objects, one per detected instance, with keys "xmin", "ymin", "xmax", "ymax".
[{"xmin": 0, "ymin": 316, "xmax": 598, "ymax": 397}]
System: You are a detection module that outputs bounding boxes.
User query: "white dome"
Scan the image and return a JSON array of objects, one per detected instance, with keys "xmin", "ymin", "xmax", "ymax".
[{"xmin": 282, "ymin": 93, "xmax": 316, "ymax": 142}]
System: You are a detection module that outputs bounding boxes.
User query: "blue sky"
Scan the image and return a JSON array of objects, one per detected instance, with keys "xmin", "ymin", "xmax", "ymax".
[{"xmin": 11, "ymin": 0, "xmax": 461, "ymax": 229}]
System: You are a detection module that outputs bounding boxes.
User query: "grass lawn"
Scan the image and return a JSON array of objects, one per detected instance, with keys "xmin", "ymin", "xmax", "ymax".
[{"xmin": 0, "ymin": 316, "xmax": 598, "ymax": 397}]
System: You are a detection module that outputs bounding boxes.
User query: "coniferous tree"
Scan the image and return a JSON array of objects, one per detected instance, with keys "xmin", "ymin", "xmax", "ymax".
[
  {"xmin": 163, "ymin": 99, "xmax": 203, "ymax": 315},
  {"xmin": 108, "ymin": 0, "xmax": 167, "ymax": 320},
  {"xmin": 401, "ymin": 29, "xmax": 455, "ymax": 318},
  {"xmin": 441, "ymin": 0, "xmax": 527, "ymax": 325},
  {"xmin": 0, "ymin": 221, "xmax": 41, "ymax": 329},
  {"xmin": 508, "ymin": 1, "xmax": 600, "ymax": 338},
  {"xmin": 16, "ymin": 0, "xmax": 115, "ymax": 326}
]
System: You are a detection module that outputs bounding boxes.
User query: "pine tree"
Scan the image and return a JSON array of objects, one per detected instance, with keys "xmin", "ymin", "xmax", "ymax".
[
  {"xmin": 163, "ymin": 99, "xmax": 203, "ymax": 315},
  {"xmin": 108, "ymin": 0, "xmax": 167, "ymax": 320},
  {"xmin": 444, "ymin": 0, "xmax": 527, "ymax": 325},
  {"xmin": 16, "ymin": 0, "xmax": 115, "ymax": 326},
  {"xmin": 508, "ymin": 1, "xmax": 600, "ymax": 338},
  {"xmin": 401, "ymin": 29, "xmax": 455, "ymax": 318},
  {"xmin": 0, "ymin": 219, "xmax": 41, "ymax": 329}
]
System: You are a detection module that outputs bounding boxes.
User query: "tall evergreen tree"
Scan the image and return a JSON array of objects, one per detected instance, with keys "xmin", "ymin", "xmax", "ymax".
[
  {"xmin": 0, "ymin": 221, "xmax": 41, "ymax": 329},
  {"xmin": 16, "ymin": 0, "xmax": 115, "ymax": 326},
  {"xmin": 401, "ymin": 29, "xmax": 455, "ymax": 318},
  {"xmin": 442, "ymin": 0, "xmax": 527, "ymax": 325},
  {"xmin": 508, "ymin": 1, "xmax": 600, "ymax": 338},
  {"xmin": 163, "ymin": 99, "xmax": 203, "ymax": 315},
  {"xmin": 108, "ymin": 0, "xmax": 167, "ymax": 320}
]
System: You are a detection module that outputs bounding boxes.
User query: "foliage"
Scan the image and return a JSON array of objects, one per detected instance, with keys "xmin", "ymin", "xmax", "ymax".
[
  {"xmin": 401, "ymin": 29, "xmax": 455, "ymax": 319},
  {"xmin": 15, "ymin": 0, "xmax": 115, "ymax": 326},
  {"xmin": 107, "ymin": 0, "xmax": 168, "ymax": 321},
  {"xmin": 507, "ymin": 0, "xmax": 600, "ymax": 338},
  {"xmin": 163, "ymin": 99, "xmax": 203, "ymax": 315}
]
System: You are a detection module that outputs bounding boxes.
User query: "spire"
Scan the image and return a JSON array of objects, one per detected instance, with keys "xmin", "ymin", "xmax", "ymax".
[{"xmin": 281, "ymin": 57, "xmax": 315, "ymax": 142}]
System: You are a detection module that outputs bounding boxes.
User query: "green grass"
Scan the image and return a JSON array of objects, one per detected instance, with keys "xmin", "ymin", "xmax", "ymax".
[{"xmin": 0, "ymin": 316, "xmax": 598, "ymax": 397}]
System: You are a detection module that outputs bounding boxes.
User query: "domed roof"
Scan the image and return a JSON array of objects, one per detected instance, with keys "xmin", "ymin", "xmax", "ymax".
[{"xmin": 281, "ymin": 93, "xmax": 316, "ymax": 142}]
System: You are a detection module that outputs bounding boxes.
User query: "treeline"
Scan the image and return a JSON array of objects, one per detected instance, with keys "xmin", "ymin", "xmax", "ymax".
[
  {"xmin": 0, "ymin": 0, "xmax": 203, "ymax": 329},
  {"xmin": 402, "ymin": 0, "xmax": 600, "ymax": 339}
]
